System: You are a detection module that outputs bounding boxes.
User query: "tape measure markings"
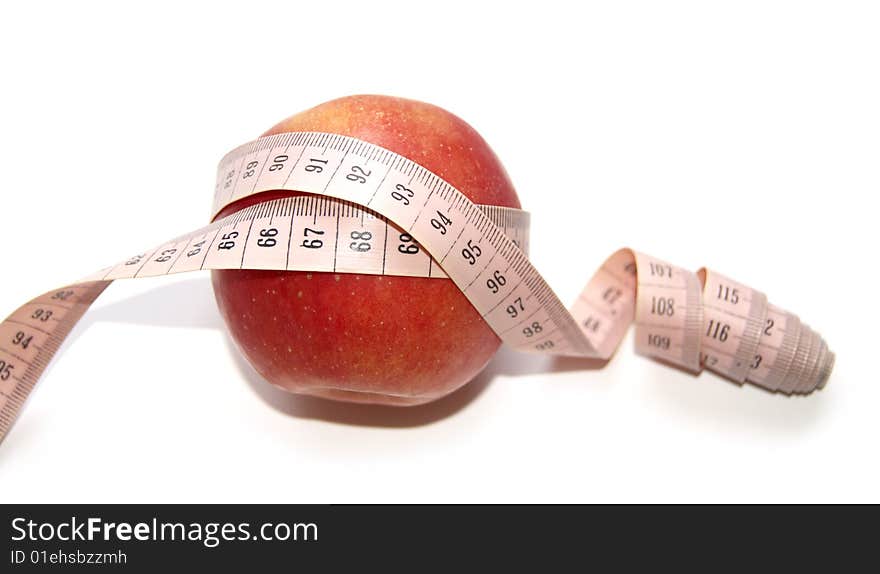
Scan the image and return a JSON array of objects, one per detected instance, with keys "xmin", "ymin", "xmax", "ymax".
[
  {"xmin": 0, "ymin": 281, "xmax": 109, "ymax": 438},
  {"xmin": 0, "ymin": 131, "xmax": 835, "ymax": 445},
  {"xmin": 184, "ymin": 130, "xmax": 835, "ymax": 372}
]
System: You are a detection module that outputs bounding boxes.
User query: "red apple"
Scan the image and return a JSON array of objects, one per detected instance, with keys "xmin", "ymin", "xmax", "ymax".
[{"xmin": 211, "ymin": 95, "xmax": 521, "ymax": 405}]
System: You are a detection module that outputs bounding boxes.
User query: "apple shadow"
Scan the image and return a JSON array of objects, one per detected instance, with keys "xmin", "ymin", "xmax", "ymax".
[
  {"xmin": 231, "ymin": 336, "xmax": 608, "ymax": 428},
  {"xmin": 19, "ymin": 276, "xmax": 831, "ymax": 435},
  {"xmin": 57, "ymin": 277, "xmax": 606, "ymax": 429}
]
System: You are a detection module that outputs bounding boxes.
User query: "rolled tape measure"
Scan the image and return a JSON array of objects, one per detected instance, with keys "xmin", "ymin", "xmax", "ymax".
[{"xmin": 0, "ymin": 131, "xmax": 835, "ymax": 442}]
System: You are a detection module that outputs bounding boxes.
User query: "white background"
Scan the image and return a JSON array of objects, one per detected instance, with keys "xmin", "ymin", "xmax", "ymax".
[{"xmin": 0, "ymin": 1, "xmax": 877, "ymax": 503}]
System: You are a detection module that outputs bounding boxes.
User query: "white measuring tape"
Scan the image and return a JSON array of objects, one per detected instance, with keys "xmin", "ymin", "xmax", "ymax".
[{"xmin": 0, "ymin": 131, "xmax": 835, "ymax": 442}]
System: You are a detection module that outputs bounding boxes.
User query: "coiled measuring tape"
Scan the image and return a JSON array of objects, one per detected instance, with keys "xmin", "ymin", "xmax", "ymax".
[{"xmin": 0, "ymin": 131, "xmax": 835, "ymax": 442}]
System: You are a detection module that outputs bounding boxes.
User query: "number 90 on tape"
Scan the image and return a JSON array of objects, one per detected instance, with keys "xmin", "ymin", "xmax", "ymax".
[{"xmin": 0, "ymin": 131, "xmax": 834, "ymax": 444}]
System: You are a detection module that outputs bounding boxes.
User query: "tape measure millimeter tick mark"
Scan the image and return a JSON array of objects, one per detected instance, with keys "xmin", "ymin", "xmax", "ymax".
[{"xmin": 0, "ymin": 132, "xmax": 835, "ymax": 443}]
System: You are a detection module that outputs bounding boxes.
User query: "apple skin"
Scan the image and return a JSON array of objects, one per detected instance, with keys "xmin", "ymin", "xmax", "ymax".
[{"xmin": 211, "ymin": 95, "xmax": 521, "ymax": 405}]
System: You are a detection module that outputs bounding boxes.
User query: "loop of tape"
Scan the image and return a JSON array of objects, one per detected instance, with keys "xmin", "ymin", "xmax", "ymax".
[{"xmin": 0, "ymin": 131, "xmax": 834, "ymax": 442}]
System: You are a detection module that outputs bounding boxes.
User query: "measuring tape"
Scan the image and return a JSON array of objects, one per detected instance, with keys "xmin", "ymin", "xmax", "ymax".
[{"xmin": 0, "ymin": 131, "xmax": 835, "ymax": 442}]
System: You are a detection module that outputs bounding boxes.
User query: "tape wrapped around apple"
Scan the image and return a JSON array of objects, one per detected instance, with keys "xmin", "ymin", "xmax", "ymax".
[{"xmin": 211, "ymin": 95, "xmax": 521, "ymax": 405}]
